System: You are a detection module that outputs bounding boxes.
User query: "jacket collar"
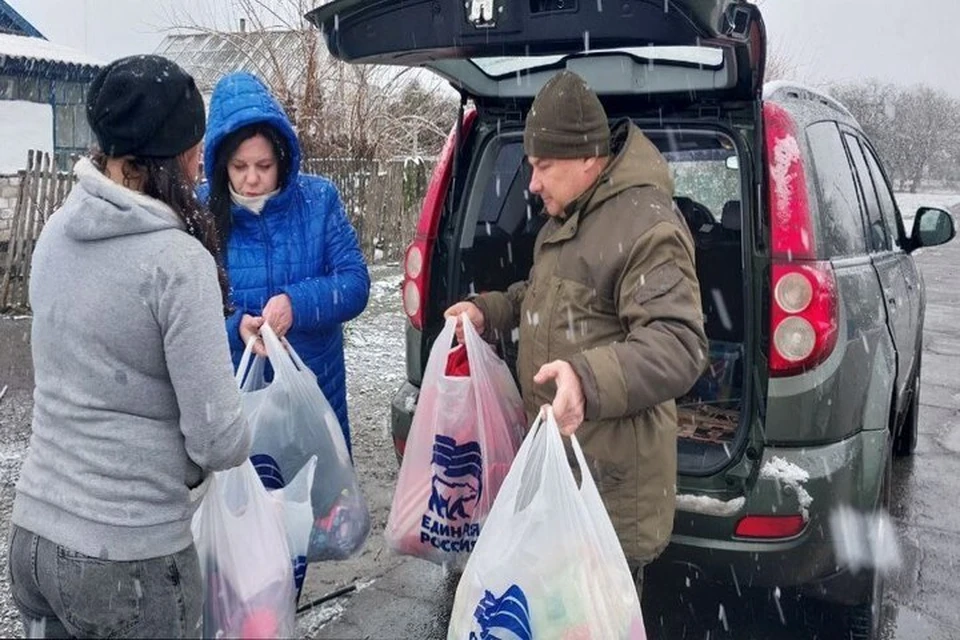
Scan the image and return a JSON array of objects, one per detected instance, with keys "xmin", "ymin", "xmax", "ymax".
[{"xmin": 230, "ymin": 176, "xmax": 298, "ymax": 224}]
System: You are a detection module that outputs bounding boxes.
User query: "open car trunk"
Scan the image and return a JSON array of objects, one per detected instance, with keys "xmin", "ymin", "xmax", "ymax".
[
  {"xmin": 306, "ymin": 0, "xmax": 766, "ymax": 103},
  {"xmin": 306, "ymin": 0, "xmax": 767, "ymax": 476}
]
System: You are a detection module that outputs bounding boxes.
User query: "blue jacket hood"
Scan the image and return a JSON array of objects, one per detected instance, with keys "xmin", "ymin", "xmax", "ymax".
[{"xmin": 204, "ymin": 72, "xmax": 301, "ymax": 189}]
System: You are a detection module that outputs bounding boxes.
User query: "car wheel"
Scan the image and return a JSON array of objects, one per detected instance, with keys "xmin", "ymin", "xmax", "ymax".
[
  {"xmin": 841, "ymin": 435, "xmax": 892, "ymax": 640},
  {"xmin": 894, "ymin": 356, "xmax": 921, "ymax": 457},
  {"xmin": 843, "ymin": 575, "xmax": 882, "ymax": 640}
]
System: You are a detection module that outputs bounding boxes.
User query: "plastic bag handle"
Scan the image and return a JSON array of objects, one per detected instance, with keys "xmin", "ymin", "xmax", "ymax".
[
  {"xmin": 282, "ymin": 336, "xmax": 311, "ymax": 373},
  {"xmin": 538, "ymin": 406, "xmax": 601, "ymax": 498},
  {"xmin": 566, "ymin": 419, "xmax": 601, "ymax": 498},
  {"xmin": 211, "ymin": 460, "xmax": 270, "ymax": 522},
  {"xmin": 460, "ymin": 312, "xmax": 482, "ymax": 359},
  {"xmin": 235, "ymin": 335, "xmax": 259, "ymax": 388},
  {"xmin": 259, "ymin": 322, "xmax": 300, "ymax": 381},
  {"xmin": 460, "ymin": 311, "xmax": 503, "ymax": 374},
  {"xmin": 422, "ymin": 316, "xmax": 459, "ymax": 382},
  {"xmin": 507, "ymin": 407, "xmax": 560, "ymax": 514}
]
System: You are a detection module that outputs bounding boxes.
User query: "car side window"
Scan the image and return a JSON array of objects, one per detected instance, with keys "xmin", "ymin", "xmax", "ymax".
[
  {"xmin": 860, "ymin": 143, "xmax": 904, "ymax": 250},
  {"xmin": 843, "ymin": 133, "xmax": 889, "ymax": 252},
  {"xmin": 805, "ymin": 121, "xmax": 868, "ymax": 258}
]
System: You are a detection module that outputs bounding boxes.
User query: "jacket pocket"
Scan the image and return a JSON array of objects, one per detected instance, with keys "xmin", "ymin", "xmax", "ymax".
[
  {"xmin": 633, "ymin": 261, "xmax": 684, "ymax": 305},
  {"xmin": 55, "ymin": 547, "xmax": 143, "ymax": 638}
]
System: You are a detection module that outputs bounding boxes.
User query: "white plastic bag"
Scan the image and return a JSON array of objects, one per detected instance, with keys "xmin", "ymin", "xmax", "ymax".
[
  {"xmin": 385, "ymin": 315, "xmax": 525, "ymax": 566},
  {"xmin": 192, "ymin": 460, "xmax": 297, "ymax": 639},
  {"xmin": 447, "ymin": 409, "xmax": 647, "ymax": 639},
  {"xmin": 236, "ymin": 323, "xmax": 370, "ymax": 561}
]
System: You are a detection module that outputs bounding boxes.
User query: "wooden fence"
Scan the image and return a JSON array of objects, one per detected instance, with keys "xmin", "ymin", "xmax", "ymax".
[
  {"xmin": 303, "ymin": 157, "xmax": 434, "ymax": 261},
  {"xmin": 0, "ymin": 150, "xmax": 74, "ymax": 312},
  {"xmin": 0, "ymin": 153, "xmax": 433, "ymax": 312}
]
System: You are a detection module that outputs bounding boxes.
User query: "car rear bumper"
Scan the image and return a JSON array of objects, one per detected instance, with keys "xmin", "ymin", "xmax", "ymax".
[
  {"xmin": 661, "ymin": 430, "xmax": 889, "ymax": 604},
  {"xmin": 390, "ymin": 382, "xmax": 887, "ymax": 604}
]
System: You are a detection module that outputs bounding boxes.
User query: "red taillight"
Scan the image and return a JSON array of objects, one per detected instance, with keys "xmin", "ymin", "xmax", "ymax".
[
  {"xmin": 764, "ymin": 102, "xmax": 815, "ymax": 261},
  {"xmin": 764, "ymin": 102, "xmax": 838, "ymax": 377},
  {"xmin": 734, "ymin": 514, "xmax": 806, "ymax": 539},
  {"xmin": 770, "ymin": 262, "xmax": 838, "ymax": 376},
  {"xmin": 402, "ymin": 109, "xmax": 478, "ymax": 330}
]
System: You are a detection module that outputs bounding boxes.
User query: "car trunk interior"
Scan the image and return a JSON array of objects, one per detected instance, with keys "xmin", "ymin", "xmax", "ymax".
[{"xmin": 442, "ymin": 110, "xmax": 750, "ymax": 474}]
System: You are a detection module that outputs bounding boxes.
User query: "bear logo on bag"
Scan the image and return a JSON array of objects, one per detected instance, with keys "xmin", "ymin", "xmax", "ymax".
[
  {"xmin": 470, "ymin": 584, "xmax": 532, "ymax": 640},
  {"xmin": 428, "ymin": 435, "xmax": 483, "ymax": 522},
  {"xmin": 251, "ymin": 454, "xmax": 285, "ymax": 490}
]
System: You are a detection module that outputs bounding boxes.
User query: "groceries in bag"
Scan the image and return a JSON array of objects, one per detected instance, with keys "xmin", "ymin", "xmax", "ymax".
[
  {"xmin": 237, "ymin": 323, "xmax": 371, "ymax": 562},
  {"xmin": 448, "ymin": 409, "xmax": 647, "ymax": 639},
  {"xmin": 192, "ymin": 459, "xmax": 297, "ymax": 638},
  {"xmin": 385, "ymin": 315, "xmax": 524, "ymax": 566}
]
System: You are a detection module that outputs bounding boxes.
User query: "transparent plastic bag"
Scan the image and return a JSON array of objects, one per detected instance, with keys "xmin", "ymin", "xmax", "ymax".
[
  {"xmin": 385, "ymin": 315, "xmax": 525, "ymax": 566},
  {"xmin": 448, "ymin": 409, "xmax": 647, "ymax": 639},
  {"xmin": 236, "ymin": 323, "xmax": 371, "ymax": 562},
  {"xmin": 192, "ymin": 460, "xmax": 296, "ymax": 639}
]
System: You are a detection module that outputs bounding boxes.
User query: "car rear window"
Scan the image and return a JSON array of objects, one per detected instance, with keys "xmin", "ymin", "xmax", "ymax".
[
  {"xmin": 665, "ymin": 150, "xmax": 740, "ymax": 221},
  {"xmin": 477, "ymin": 143, "xmax": 526, "ymax": 224}
]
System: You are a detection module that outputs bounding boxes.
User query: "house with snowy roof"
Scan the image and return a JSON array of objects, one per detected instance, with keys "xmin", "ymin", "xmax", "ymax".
[{"xmin": 0, "ymin": 0, "xmax": 103, "ymax": 173}]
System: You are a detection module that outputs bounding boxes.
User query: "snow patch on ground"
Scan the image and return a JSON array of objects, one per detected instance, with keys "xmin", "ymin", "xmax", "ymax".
[
  {"xmin": 296, "ymin": 601, "xmax": 346, "ymax": 636},
  {"xmin": 760, "ymin": 456, "xmax": 813, "ymax": 519},
  {"xmin": 0, "ymin": 441, "xmax": 27, "ymax": 487},
  {"xmin": 369, "ymin": 272, "xmax": 403, "ymax": 302},
  {"xmin": 675, "ymin": 494, "xmax": 745, "ymax": 517}
]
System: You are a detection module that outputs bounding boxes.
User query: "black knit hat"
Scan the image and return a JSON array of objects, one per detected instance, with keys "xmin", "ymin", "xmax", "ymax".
[
  {"xmin": 86, "ymin": 55, "xmax": 206, "ymax": 158},
  {"xmin": 523, "ymin": 71, "xmax": 610, "ymax": 159}
]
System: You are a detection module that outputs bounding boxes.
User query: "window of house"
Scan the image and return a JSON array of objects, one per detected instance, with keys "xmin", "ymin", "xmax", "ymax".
[
  {"xmin": 54, "ymin": 81, "xmax": 83, "ymax": 105},
  {"xmin": 18, "ymin": 76, "xmax": 42, "ymax": 102},
  {"xmin": 0, "ymin": 75, "xmax": 16, "ymax": 100}
]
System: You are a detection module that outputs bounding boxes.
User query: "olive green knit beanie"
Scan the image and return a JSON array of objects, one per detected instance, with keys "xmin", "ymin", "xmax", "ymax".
[{"xmin": 523, "ymin": 70, "xmax": 611, "ymax": 159}]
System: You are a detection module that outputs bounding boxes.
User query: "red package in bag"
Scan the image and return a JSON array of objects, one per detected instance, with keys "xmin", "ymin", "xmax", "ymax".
[
  {"xmin": 446, "ymin": 344, "xmax": 471, "ymax": 377},
  {"xmin": 385, "ymin": 315, "xmax": 525, "ymax": 566}
]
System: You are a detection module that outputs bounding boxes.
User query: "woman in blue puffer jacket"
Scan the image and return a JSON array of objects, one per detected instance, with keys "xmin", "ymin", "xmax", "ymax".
[{"xmin": 199, "ymin": 72, "xmax": 370, "ymax": 455}]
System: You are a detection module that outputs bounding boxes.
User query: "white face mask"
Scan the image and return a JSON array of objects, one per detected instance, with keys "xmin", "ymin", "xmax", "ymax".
[{"xmin": 229, "ymin": 184, "xmax": 279, "ymax": 214}]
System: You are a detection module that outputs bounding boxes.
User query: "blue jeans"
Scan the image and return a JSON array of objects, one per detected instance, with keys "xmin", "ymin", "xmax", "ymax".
[{"xmin": 6, "ymin": 525, "xmax": 203, "ymax": 639}]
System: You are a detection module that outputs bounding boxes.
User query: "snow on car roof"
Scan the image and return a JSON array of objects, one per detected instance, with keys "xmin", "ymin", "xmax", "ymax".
[{"xmin": 0, "ymin": 33, "xmax": 103, "ymax": 68}]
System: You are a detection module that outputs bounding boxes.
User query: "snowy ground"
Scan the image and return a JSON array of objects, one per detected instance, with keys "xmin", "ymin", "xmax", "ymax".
[
  {"xmin": 0, "ymin": 263, "xmax": 407, "ymax": 638},
  {"xmin": 296, "ymin": 262, "xmax": 407, "ymax": 636}
]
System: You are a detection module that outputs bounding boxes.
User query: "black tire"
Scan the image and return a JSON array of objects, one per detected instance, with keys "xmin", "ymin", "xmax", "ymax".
[
  {"xmin": 843, "ymin": 582, "xmax": 881, "ymax": 640},
  {"xmin": 841, "ymin": 435, "xmax": 893, "ymax": 640},
  {"xmin": 894, "ymin": 356, "xmax": 921, "ymax": 457}
]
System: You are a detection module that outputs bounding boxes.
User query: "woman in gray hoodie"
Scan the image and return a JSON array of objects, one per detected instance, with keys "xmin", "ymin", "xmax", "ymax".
[{"xmin": 6, "ymin": 55, "xmax": 251, "ymax": 639}]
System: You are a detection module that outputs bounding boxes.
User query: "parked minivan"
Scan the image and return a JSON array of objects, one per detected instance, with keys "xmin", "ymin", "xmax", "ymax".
[{"xmin": 308, "ymin": 1, "xmax": 956, "ymax": 638}]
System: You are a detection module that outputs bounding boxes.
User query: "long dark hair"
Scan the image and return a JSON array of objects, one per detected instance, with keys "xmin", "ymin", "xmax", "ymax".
[
  {"xmin": 208, "ymin": 123, "xmax": 292, "ymax": 255},
  {"xmin": 92, "ymin": 150, "xmax": 234, "ymax": 317}
]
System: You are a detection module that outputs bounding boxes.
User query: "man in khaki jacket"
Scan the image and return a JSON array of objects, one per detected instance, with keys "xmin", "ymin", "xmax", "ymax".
[{"xmin": 445, "ymin": 70, "xmax": 707, "ymax": 592}]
